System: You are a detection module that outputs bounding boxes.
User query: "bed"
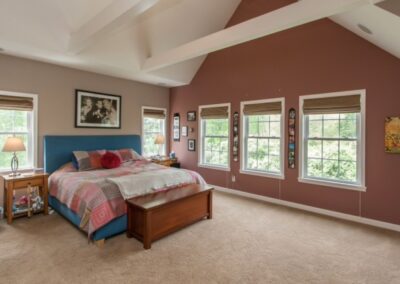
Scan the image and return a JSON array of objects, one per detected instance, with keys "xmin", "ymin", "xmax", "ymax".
[{"xmin": 44, "ymin": 135, "xmax": 205, "ymax": 246}]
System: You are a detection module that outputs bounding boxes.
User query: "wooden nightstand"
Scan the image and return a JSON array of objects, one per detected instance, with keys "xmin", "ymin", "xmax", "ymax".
[
  {"xmin": 151, "ymin": 157, "xmax": 180, "ymax": 168},
  {"xmin": 2, "ymin": 172, "xmax": 49, "ymax": 224}
]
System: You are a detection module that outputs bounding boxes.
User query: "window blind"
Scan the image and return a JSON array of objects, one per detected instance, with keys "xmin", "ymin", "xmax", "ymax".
[
  {"xmin": 0, "ymin": 95, "xmax": 33, "ymax": 111},
  {"xmin": 303, "ymin": 95, "xmax": 361, "ymax": 115},
  {"xmin": 143, "ymin": 108, "xmax": 166, "ymax": 119},
  {"xmin": 200, "ymin": 106, "xmax": 229, "ymax": 119},
  {"xmin": 243, "ymin": 101, "xmax": 282, "ymax": 115}
]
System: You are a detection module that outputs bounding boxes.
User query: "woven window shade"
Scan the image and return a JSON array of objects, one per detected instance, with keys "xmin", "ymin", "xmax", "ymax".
[
  {"xmin": 0, "ymin": 95, "xmax": 33, "ymax": 111},
  {"xmin": 243, "ymin": 101, "xmax": 282, "ymax": 115},
  {"xmin": 303, "ymin": 95, "xmax": 361, "ymax": 115},
  {"xmin": 143, "ymin": 108, "xmax": 166, "ymax": 119},
  {"xmin": 200, "ymin": 106, "xmax": 229, "ymax": 119}
]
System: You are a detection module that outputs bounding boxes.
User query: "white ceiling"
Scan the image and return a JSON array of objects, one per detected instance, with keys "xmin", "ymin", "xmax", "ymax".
[
  {"xmin": 0, "ymin": 0, "xmax": 241, "ymax": 86},
  {"xmin": 0, "ymin": 0, "xmax": 399, "ymax": 87},
  {"xmin": 57, "ymin": 0, "xmax": 116, "ymax": 32},
  {"xmin": 331, "ymin": 0, "xmax": 400, "ymax": 60}
]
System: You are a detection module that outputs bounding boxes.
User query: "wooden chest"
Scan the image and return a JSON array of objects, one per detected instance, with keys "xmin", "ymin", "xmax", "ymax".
[{"xmin": 126, "ymin": 184, "xmax": 213, "ymax": 249}]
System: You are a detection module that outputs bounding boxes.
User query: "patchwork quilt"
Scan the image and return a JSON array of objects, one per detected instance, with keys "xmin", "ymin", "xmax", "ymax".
[{"xmin": 49, "ymin": 160, "xmax": 206, "ymax": 237}]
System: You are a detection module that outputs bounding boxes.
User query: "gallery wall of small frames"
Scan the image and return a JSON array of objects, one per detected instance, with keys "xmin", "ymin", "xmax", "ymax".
[{"xmin": 173, "ymin": 111, "xmax": 196, "ymax": 153}]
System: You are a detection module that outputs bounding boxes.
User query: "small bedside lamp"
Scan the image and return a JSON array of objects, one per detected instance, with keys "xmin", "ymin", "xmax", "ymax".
[
  {"xmin": 154, "ymin": 134, "xmax": 165, "ymax": 157},
  {"xmin": 2, "ymin": 137, "xmax": 26, "ymax": 177}
]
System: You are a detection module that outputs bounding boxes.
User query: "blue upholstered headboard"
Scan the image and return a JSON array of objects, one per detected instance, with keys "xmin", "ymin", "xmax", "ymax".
[{"xmin": 44, "ymin": 135, "xmax": 141, "ymax": 174}]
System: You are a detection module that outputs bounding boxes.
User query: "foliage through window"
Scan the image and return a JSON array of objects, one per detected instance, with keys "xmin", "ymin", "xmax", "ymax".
[
  {"xmin": 0, "ymin": 109, "xmax": 33, "ymax": 170},
  {"xmin": 243, "ymin": 114, "xmax": 282, "ymax": 174},
  {"xmin": 201, "ymin": 118, "xmax": 229, "ymax": 168},
  {"xmin": 142, "ymin": 110, "xmax": 166, "ymax": 157},
  {"xmin": 304, "ymin": 113, "xmax": 360, "ymax": 183}
]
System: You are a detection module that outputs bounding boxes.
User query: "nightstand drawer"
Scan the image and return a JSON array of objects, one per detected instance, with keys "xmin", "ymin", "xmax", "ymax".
[{"xmin": 13, "ymin": 177, "xmax": 43, "ymax": 188}]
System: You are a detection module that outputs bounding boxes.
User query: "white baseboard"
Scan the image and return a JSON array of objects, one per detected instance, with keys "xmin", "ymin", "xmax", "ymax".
[{"xmin": 212, "ymin": 185, "xmax": 400, "ymax": 233}]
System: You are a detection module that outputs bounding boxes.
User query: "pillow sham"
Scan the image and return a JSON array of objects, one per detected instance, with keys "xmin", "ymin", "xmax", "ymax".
[
  {"xmin": 110, "ymin": 149, "xmax": 143, "ymax": 162},
  {"xmin": 72, "ymin": 150, "xmax": 106, "ymax": 171},
  {"xmin": 101, "ymin": 152, "xmax": 121, "ymax": 169}
]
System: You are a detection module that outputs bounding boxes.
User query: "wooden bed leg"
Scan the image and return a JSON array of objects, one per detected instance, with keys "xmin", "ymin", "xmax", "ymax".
[{"xmin": 95, "ymin": 239, "xmax": 105, "ymax": 249}]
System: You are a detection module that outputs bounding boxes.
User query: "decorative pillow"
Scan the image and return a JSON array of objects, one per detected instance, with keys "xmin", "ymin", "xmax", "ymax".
[
  {"xmin": 101, "ymin": 152, "xmax": 122, "ymax": 169},
  {"xmin": 72, "ymin": 150, "xmax": 106, "ymax": 171},
  {"xmin": 111, "ymin": 149, "xmax": 143, "ymax": 162}
]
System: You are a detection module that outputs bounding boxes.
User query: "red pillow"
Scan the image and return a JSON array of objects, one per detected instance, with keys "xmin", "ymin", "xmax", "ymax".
[{"xmin": 101, "ymin": 152, "xmax": 122, "ymax": 169}]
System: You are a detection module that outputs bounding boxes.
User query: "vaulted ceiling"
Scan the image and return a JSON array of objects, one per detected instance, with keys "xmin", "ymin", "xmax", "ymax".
[{"xmin": 0, "ymin": 0, "xmax": 399, "ymax": 87}]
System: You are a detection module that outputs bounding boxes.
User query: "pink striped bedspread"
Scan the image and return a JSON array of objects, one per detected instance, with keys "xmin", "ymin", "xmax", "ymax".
[{"xmin": 49, "ymin": 160, "xmax": 206, "ymax": 237}]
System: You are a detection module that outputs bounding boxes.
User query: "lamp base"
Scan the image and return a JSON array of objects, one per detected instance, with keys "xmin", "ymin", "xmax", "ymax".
[{"xmin": 10, "ymin": 152, "xmax": 20, "ymax": 177}]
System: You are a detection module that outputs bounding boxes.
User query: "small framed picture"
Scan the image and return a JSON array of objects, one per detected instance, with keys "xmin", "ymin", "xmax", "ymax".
[
  {"xmin": 187, "ymin": 111, "xmax": 196, "ymax": 121},
  {"xmin": 385, "ymin": 117, "xmax": 400, "ymax": 153},
  {"xmin": 188, "ymin": 139, "xmax": 196, "ymax": 151},
  {"xmin": 182, "ymin": 126, "xmax": 188, "ymax": 137},
  {"xmin": 173, "ymin": 113, "xmax": 180, "ymax": 141}
]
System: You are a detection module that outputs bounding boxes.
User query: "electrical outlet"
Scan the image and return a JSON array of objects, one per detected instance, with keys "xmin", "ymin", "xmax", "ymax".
[{"xmin": 231, "ymin": 175, "xmax": 236, "ymax": 182}]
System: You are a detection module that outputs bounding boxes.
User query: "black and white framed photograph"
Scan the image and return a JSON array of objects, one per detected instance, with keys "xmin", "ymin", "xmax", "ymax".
[
  {"xmin": 187, "ymin": 111, "xmax": 196, "ymax": 121},
  {"xmin": 173, "ymin": 113, "xmax": 180, "ymax": 141},
  {"xmin": 182, "ymin": 126, "xmax": 188, "ymax": 137},
  {"xmin": 188, "ymin": 139, "xmax": 196, "ymax": 151},
  {"xmin": 75, "ymin": 89, "xmax": 121, "ymax": 128}
]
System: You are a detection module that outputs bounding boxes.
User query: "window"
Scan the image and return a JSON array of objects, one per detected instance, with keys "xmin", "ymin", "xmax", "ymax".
[
  {"xmin": 142, "ymin": 107, "xmax": 166, "ymax": 157},
  {"xmin": 299, "ymin": 90, "xmax": 366, "ymax": 191},
  {"xmin": 199, "ymin": 103, "xmax": 230, "ymax": 170},
  {"xmin": 241, "ymin": 99, "xmax": 284, "ymax": 178},
  {"xmin": 0, "ymin": 92, "xmax": 37, "ymax": 171}
]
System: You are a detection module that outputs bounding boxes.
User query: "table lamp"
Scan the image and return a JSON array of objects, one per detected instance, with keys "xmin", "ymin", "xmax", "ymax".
[
  {"xmin": 154, "ymin": 134, "xmax": 165, "ymax": 157},
  {"xmin": 2, "ymin": 137, "xmax": 26, "ymax": 176}
]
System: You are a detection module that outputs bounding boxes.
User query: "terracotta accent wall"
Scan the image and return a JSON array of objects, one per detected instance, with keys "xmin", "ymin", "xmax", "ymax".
[
  {"xmin": 0, "ymin": 54, "xmax": 169, "ymax": 205},
  {"xmin": 170, "ymin": 0, "xmax": 400, "ymax": 225}
]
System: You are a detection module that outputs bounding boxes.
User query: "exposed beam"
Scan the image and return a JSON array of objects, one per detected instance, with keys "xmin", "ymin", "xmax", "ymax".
[
  {"xmin": 68, "ymin": 0, "xmax": 159, "ymax": 54},
  {"xmin": 143, "ymin": 0, "xmax": 376, "ymax": 72}
]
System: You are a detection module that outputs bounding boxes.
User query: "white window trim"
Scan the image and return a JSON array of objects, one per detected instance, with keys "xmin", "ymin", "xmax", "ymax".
[
  {"xmin": 298, "ymin": 89, "xmax": 366, "ymax": 192},
  {"xmin": 0, "ymin": 90, "xmax": 38, "ymax": 174},
  {"xmin": 141, "ymin": 106, "xmax": 167, "ymax": 158},
  {"xmin": 240, "ymin": 97, "xmax": 285, "ymax": 180},
  {"xmin": 198, "ymin": 103, "xmax": 231, "ymax": 171}
]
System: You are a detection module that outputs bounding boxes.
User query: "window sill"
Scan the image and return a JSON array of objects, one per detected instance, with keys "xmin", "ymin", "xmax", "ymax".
[
  {"xmin": 298, "ymin": 177, "xmax": 366, "ymax": 192},
  {"xmin": 198, "ymin": 164, "xmax": 230, "ymax": 172},
  {"xmin": 240, "ymin": 169, "xmax": 284, "ymax": 180}
]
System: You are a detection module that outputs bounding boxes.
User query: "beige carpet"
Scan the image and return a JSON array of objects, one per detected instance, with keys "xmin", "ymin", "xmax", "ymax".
[{"xmin": 1, "ymin": 191, "xmax": 400, "ymax": 284}]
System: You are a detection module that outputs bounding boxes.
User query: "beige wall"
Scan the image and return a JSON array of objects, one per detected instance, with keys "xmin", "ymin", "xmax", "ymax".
[{"xmin": 0, "ymin": 54, "xmax": 169, "ymax": 208}]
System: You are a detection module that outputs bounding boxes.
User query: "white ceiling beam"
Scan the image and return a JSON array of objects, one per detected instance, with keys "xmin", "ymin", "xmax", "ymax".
[
  {"xmin": 68, "ymin": 0, "xmax": 159, "ymax": 54},
  {"xmin": 143, "ymin": 0, "xmax": 376, "ymax": 72}
]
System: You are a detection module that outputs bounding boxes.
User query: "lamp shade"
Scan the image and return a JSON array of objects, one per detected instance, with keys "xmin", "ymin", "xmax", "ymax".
[
  {"xmin": 2, "ymin": 137, "xmax": 26, "ymax": 152},
  {"xmin": 154, "ymin": 134, "xmax": 165, "ymax": 145}
]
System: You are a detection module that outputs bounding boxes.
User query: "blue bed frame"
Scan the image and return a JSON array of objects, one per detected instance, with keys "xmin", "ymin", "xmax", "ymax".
[{"xmin": 44, "ymin": 135, "xmax": 142, "ymax": 241}]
